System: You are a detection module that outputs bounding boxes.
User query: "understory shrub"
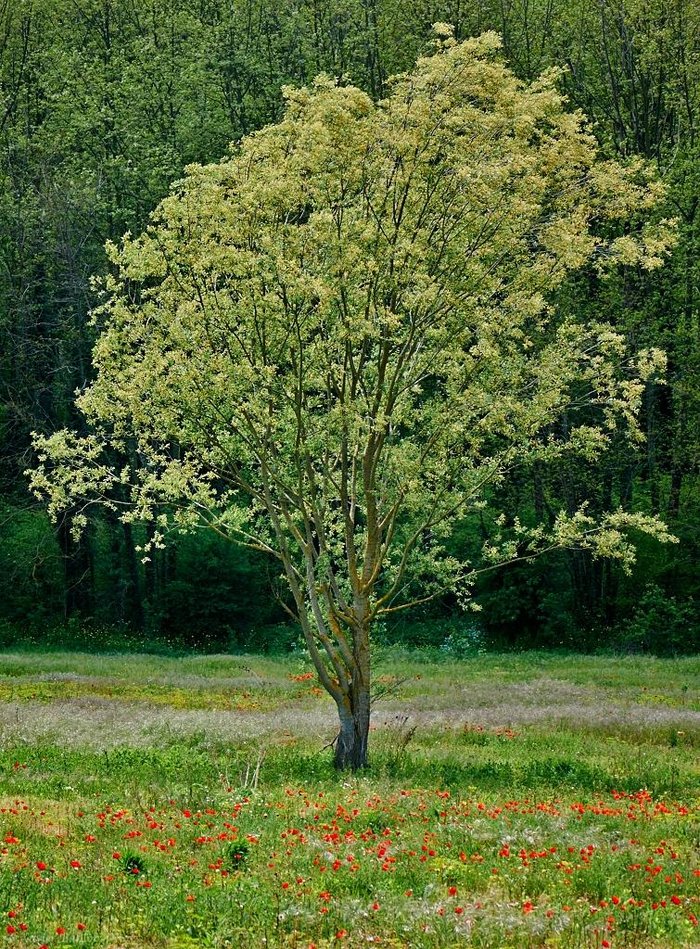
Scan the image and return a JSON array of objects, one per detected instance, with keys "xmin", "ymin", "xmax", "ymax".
[{"xmin": 613, "ymin": 584, "xmax": 700, "ymax": 656}]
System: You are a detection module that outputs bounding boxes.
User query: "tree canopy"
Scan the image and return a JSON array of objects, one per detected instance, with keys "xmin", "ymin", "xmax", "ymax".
[{"xmin": 30, "ymin": 28, "xmax": 675, "ymax": 767}]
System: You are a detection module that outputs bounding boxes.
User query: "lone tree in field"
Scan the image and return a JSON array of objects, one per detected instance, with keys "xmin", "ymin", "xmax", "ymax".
[{"xmin": 31, "ymin": 29, "xmax": 674, "ymax": 769}]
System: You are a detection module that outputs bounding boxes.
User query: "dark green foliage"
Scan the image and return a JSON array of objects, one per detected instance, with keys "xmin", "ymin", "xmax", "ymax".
[
  {"xmin": 377, "ymin": 617, "xmax": 486, "ymax": 654},
  {"xmin": 154, "ymin": 532, "xmax": 283, "ymax": 648},
  {"xmin": 225, "ymin": 842, "xmax": 250, "ymax": 870},
  {"xmin": 120, "ymin": 852, "xmax": 148, "ymax": 876},
  {"xmin": 614, "ymin": 585, "xmax": 700, "ymax": 656},
  {"xmin": 243, "ymin": 624, "xmax": 300, "ymax": 654},
  {"xmin": 0, "ymin": 504, "xmax": 63, "ymax": 625}
]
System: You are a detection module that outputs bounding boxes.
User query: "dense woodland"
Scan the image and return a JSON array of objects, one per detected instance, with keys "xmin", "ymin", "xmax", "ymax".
[{"xmin": 1, "ymin": 0, "xmax": 698, "ymax": 654}]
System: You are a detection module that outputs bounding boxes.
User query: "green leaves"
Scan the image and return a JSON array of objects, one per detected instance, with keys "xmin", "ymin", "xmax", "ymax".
[{"xmin": 29, "ymin": 30, "xmax": 675, "ymax": 705}]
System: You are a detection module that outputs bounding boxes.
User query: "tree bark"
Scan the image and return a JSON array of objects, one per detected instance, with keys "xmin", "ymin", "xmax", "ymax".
[
  {"xmin": 334, "ymin": 682, "xmax": 370, "ymax": 771},
  {"xmin": 333, "ymin": 609, "xmax": 371, "ymax": 771}
]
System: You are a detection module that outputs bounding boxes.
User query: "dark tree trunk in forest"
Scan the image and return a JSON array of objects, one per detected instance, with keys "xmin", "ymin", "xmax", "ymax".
[
  {"xmin": 645, "ymin": 384, "xmax": 660, "ymax": 515},
  {"xmin": 57, "ymin": 515, "xmax": 94, "ymax": 618},
  {"xmin": 122, "ymin": 521, "xmax": 145, "ymax": 629},
  {"xmin": 668, "ymin": 465, "xmax": 683, "ymax": 519}
]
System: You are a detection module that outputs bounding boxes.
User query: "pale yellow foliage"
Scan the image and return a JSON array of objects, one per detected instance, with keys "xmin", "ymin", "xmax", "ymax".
[{"xmin": 30, "ymin": 31, "xmax": 675, "ymax": 699}]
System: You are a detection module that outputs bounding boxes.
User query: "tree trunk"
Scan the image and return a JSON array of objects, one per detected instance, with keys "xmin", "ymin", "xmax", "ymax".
[
  {"xmin": 668, "ymin": 465, "xmax": 682, "ymax": 520},
  {"xmin": 333, "ymin": 610, "xmax": 371, "ymax": 771},
  {"xmin": 122, "ymin": 521, "xmax": 145, "ymax": 630},
  {"xmin": 334, "ymin": 683, "xmax": 370, "ymax": 771},
  {"xmin": 57, "ymin": 513, "xmax": 94, "ymax": 619}
]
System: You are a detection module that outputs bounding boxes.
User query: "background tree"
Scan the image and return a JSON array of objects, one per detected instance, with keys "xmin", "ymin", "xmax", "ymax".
[
  {"xmin": 488, "ymin": 0, "xmax": 700, "ymax": 640},
  {"xmin": 31, "ymin": 31, "xmax": 673, "ymax": 767}
]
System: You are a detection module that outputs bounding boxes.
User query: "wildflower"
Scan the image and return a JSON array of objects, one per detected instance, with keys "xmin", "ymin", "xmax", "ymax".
[
  {"xmin": 455, "ymin": 906, "xmax": 464, "ymax": 915},
  {"xmin": 56, "ymin": 926, "xmax": 66, "ymax": 935},
  {"xmin": 671, "ymin": 895, "xmax": 681, "ymax": 905},
  {"xmin": 77, "ymin": 923, "xmax": 86, "ymax": 931},
  {"xmin": 70, "ymin": 860, "xmax": 81, "ymax": 869},
  {"xmin": 335, "ymin": 930, "xmax": 347, "ymax": 940},
  {"xmin": 523, "ymin": 902, "xmax": 534, "ymax": 914},
  {"xmin": 6, "ymin": 925, "xmax": 15, "ymax": 935}
]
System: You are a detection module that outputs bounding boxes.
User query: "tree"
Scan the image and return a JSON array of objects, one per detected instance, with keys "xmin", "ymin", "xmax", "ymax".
[
  {"xmin": 490, "ymin": 0, "xmax": 700, "ymax": 628},
  {"xmin": 30, "ymin": 28, "xmax": 675, "ymax": 769}
]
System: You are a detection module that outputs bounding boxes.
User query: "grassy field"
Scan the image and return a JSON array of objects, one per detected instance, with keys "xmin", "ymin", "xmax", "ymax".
[{"xmin": 0, "ymin": 648, "xmax": 697, "ymax": 947}]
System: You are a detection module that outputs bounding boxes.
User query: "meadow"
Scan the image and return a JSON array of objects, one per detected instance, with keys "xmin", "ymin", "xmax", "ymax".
[{"xmin": 0, "ymin": 648, "xmax": 697, "ymax": 948}]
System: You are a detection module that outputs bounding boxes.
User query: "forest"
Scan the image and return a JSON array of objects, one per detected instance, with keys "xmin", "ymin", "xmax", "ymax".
[{"xmin": 1, "ymin": 0, "xmax": 699, "ymax": 656}]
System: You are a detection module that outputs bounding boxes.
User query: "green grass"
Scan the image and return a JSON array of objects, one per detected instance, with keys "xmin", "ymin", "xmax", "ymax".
[{"xmin": 0, "ymin": 648, "xmax": 697, "ymax": 947}]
